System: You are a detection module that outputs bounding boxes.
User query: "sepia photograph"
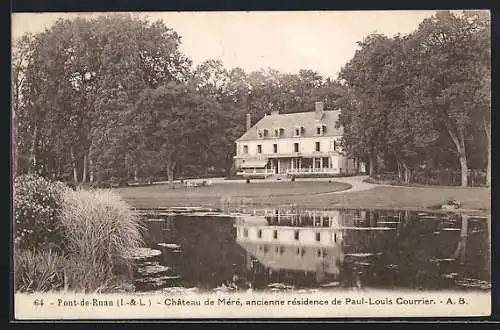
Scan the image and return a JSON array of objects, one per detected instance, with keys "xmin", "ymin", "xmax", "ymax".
[{"xmin": 11, "ymin": 10, "xmax": 491, "ymax": 319}]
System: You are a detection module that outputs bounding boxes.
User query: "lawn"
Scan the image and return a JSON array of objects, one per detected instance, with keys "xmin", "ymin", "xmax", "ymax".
[
  {"xmin": 116, "ymin": 180, "xmax": 490, "ymax": 214},
  {"xmin": 117, "ymin": 181, "xmax": 351, "ymax": 209}
]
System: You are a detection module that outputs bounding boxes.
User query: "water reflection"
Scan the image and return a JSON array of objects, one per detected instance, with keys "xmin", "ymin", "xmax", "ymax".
[{"xmin": 134, "ymin": 207, "xmax": 490, "ymax": 292}]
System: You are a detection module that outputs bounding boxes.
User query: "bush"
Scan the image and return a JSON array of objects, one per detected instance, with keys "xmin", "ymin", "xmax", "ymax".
[
  {"xmin": 14, "ymin": 249, "xmax": 65, "ymax": 292},
  {"xmin": 13, "ymin": 174, "xmax": 69, "ymax": 250},
  {"xmin": 58, "ymin": 189, "xmax": 144, "ymax": 292}
]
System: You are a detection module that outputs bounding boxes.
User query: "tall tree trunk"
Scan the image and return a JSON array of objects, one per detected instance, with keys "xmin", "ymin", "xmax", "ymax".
[
  {"xmin": 70, "ymin": 147, "xmax": 78, "ymax": 183},
  {"xmin": 89, "ymin": 157, "xmax": 94, "ymax": 184},
  {"xmin": 397, "ymin": 159, "xmax": 403, "ymax": 181},
  {"xmin": 134, "ymin": 167, "xmax": 139, "ymax": 181},
  {"xmin": 483, "ymin": 119, "xmax": 491, "ymax": 187},
  {"xmin": 403, "ymin": 162, "xmax": 411, "ymax": 184},
  {"xmin": 12, "ymin": 109, "xmax": 17, "ymax": 177},
  {"xmin": 82, "ymin": 153, "xmax": 88, "ymax": 183},
  {"xmin": 458, "ymin": 130, "xmax": 468, "ymax": 187},
  {"xmin": 29, "ymin": 125, "xmax": 38, "ymax": 173},
  {"xmin": 166, "ymin": 160, "xmax": 176, "ymax": 189},
  {"xmin": 369, "ymin": 154, "xmax": 376, "ymax": 177},
  {"xmin": 446, "ymin": 123, "xmax": 468, "ymax": 187}
]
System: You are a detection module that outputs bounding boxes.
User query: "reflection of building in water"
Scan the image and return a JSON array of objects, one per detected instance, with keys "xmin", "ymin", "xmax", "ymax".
[{"xmin": 235, "ymin": 210, "xmax": 347, "ymax": 277}]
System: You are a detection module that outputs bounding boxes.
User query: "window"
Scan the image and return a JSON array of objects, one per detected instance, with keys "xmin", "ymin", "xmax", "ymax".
[
  {"xmin": 258, "ymin": 130, "xmax": 263, "ymax": 139},
  {"xmin": 295, "ymin": 127, "xmax": 300, "ymax": 136},
  {"xmin": 273, "ymin": 144, "xmax": 278, "ymax": 153},
  {"xmin": 334, "ymin": 232, "xmax": 337, "ymax": 243},
  {"xmin": 257, "ymin": 145, "xmax": 262, "ymax": 154},
  {"xmin": 263, "ymin": 129, "xmax": 269, "ymax": 137},
  {"xmin": 323, "ymin": 157, "xmax": 329, "ymax": 168},
  {"xmin": 258, "ymin": 229, "xmax": 262, "ymax": 238},
  {"xmin": 333, "ymin": 140, "xmax": 337, "ymax": 151},
  {"xmin": 243, "ymin": 145, "xmax": 248, "ymax": 154},
  {"xmin": 294, "ymin": 143, "xmax": 299, "ymax": 153},
  {"xmin": 273, "ymin": 230, "xmax": 278, "ymax": 239},
  {"xmin": 316, "ymin": 232, "xmax": 321, "ymax": 242},
  {"xmin": 335, "ymin": 121, "xmax": 341, "ymax": 129},
  {"xmin": 316, "ymin": 126, "xmax": 322, "ymax": 135},
  {"xmin": 294, "ymin": 230, "xmax": 300, "ymax": 240},
  {"xmin": 322, "ymin": 125, "xmax": 327, "ymax": 134},
  {"xmin": 315, "ymin": 142, "xmax": 320, "ymax": 152},
  {"xmin": 274, "ymin": 129, "xmax": 279, "ymax": 137},
  {"xmin": 243, "ymin": 229, "xmax": 248, "ymax": 237},
  {"xmin": 279, "ymin": 128, "xmax": 285, "ymax": 137}
]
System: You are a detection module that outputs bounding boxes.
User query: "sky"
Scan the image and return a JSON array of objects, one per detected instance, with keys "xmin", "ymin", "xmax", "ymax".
[{"xmin": 12, "ymin": 11, "xmax": 438, "ymax": 79}]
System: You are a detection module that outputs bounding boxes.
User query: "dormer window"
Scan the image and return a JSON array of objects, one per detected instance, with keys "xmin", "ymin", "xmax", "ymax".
[
  {"xmin": 316, "ymin": 125, "xmax": 327, "ymax": 135},
  {"xmin": 294, "ymin": 126, "xmax": 305, "ymax": 137},
  {"xmin": 274, "ymin": 127, "xmax": 285, "ymax": 138},
  {"xmin": 263, "ymin": 129, "xmax": 269, "ymax": 137},
  {"xmin": 258, "ymin": 130, "xmax": 263, "ymax": 139}
]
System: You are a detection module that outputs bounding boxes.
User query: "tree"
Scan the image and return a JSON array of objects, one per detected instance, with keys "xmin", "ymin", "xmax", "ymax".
[
  {"xmin": 13, "ymin": 14, "xmax": 192, "ymax": 183},
  {"xmin": 408, "ymin": 10, "xmax": 490, "ymax": 186},
  {"xmin": 338, "ymin": 34, "xmax": 397, "ymax": 176},
  {"xmin": 130, "ymin": 83, "xmax": 221, "ymax": 187}
]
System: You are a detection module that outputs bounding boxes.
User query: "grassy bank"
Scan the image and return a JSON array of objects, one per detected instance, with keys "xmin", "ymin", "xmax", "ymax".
[{"xmin": 116, "ymin": 180, "xmax": 490, "ymax": 214}]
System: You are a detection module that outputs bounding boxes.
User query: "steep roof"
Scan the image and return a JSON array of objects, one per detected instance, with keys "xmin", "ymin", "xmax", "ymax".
[{"xmin": 236, "ymin": 110, "xmax": 343, "ymax": 142}]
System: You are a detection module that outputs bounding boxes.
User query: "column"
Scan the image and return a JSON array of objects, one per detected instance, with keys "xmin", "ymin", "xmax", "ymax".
[
  {"xmin": 320, "ymin": 157, "xmax": 323, "ymax": 172},
  {"xmin": 278, "ymin": 158, "xmax": 281, "ymax": 173},
  {"xmin": 312, "ymin": 158, "xmax": 315, "ymax": 172}
]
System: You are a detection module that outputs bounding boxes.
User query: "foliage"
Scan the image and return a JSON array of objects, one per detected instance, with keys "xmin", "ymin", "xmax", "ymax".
[
  {"xmin": 338, "ymin": 10, "xmax": 490, "ymax": 186},
  {"xmin": 13, "ymin": 174, "xmax": 69, "ymax": 250},
  {"xmin": 14, "ymin": 175, "xmax": 144, "ymax": 293},
  {"xmin": 58, "ymin": 189, "xmax": 144, "ymax": 292},
  {"xmin": 14, "ymin": 249, "xmax": 65, "ymax": 293}
]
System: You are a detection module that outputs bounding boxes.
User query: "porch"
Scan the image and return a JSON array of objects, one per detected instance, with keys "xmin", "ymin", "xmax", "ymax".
[{"xmin": 237, "ymin": 156, "xmax": 347, "ymax": 177}]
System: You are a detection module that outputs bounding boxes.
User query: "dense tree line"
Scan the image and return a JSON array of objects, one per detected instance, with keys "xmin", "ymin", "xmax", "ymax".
[
  {"xmin": 12, "ymin": 14, "xmax": 344, "ymax": 186},
  {"xmin": 338, "ymin": 11, "xmax": 490, "ymax": 187},
  {"xmin": 12, "ymin": 11, "xmax": 490, "ymax": 187}
]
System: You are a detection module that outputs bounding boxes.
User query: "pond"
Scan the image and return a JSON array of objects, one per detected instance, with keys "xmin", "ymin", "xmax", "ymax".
[{"xmin": 131, "ymin": 207, "xmax": 490, "ymax": 294}]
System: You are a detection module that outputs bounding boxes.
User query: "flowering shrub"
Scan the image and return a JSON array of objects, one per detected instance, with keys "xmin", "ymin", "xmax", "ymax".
[{"xmin": 13, "ymin": 174, "xmax": 69, "ymax": 250}]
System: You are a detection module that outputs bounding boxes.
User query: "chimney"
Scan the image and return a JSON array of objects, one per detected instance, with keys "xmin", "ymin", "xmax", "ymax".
[
  {"xmin": 246, "ymin": 113, "xmax": 251, "ymax": 131},
  {"xmin": 315, "ymin": 101, "xmax": 324, "ymax": 113},
  {"xmin": 315, "ymin": 101, "xmax": 324, "ymax": 119}
]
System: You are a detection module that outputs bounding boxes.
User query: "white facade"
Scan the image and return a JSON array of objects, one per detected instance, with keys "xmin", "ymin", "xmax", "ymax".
[{"xmin": 233, "ymin": 103, "xmax": 363, "ymax": 177}]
